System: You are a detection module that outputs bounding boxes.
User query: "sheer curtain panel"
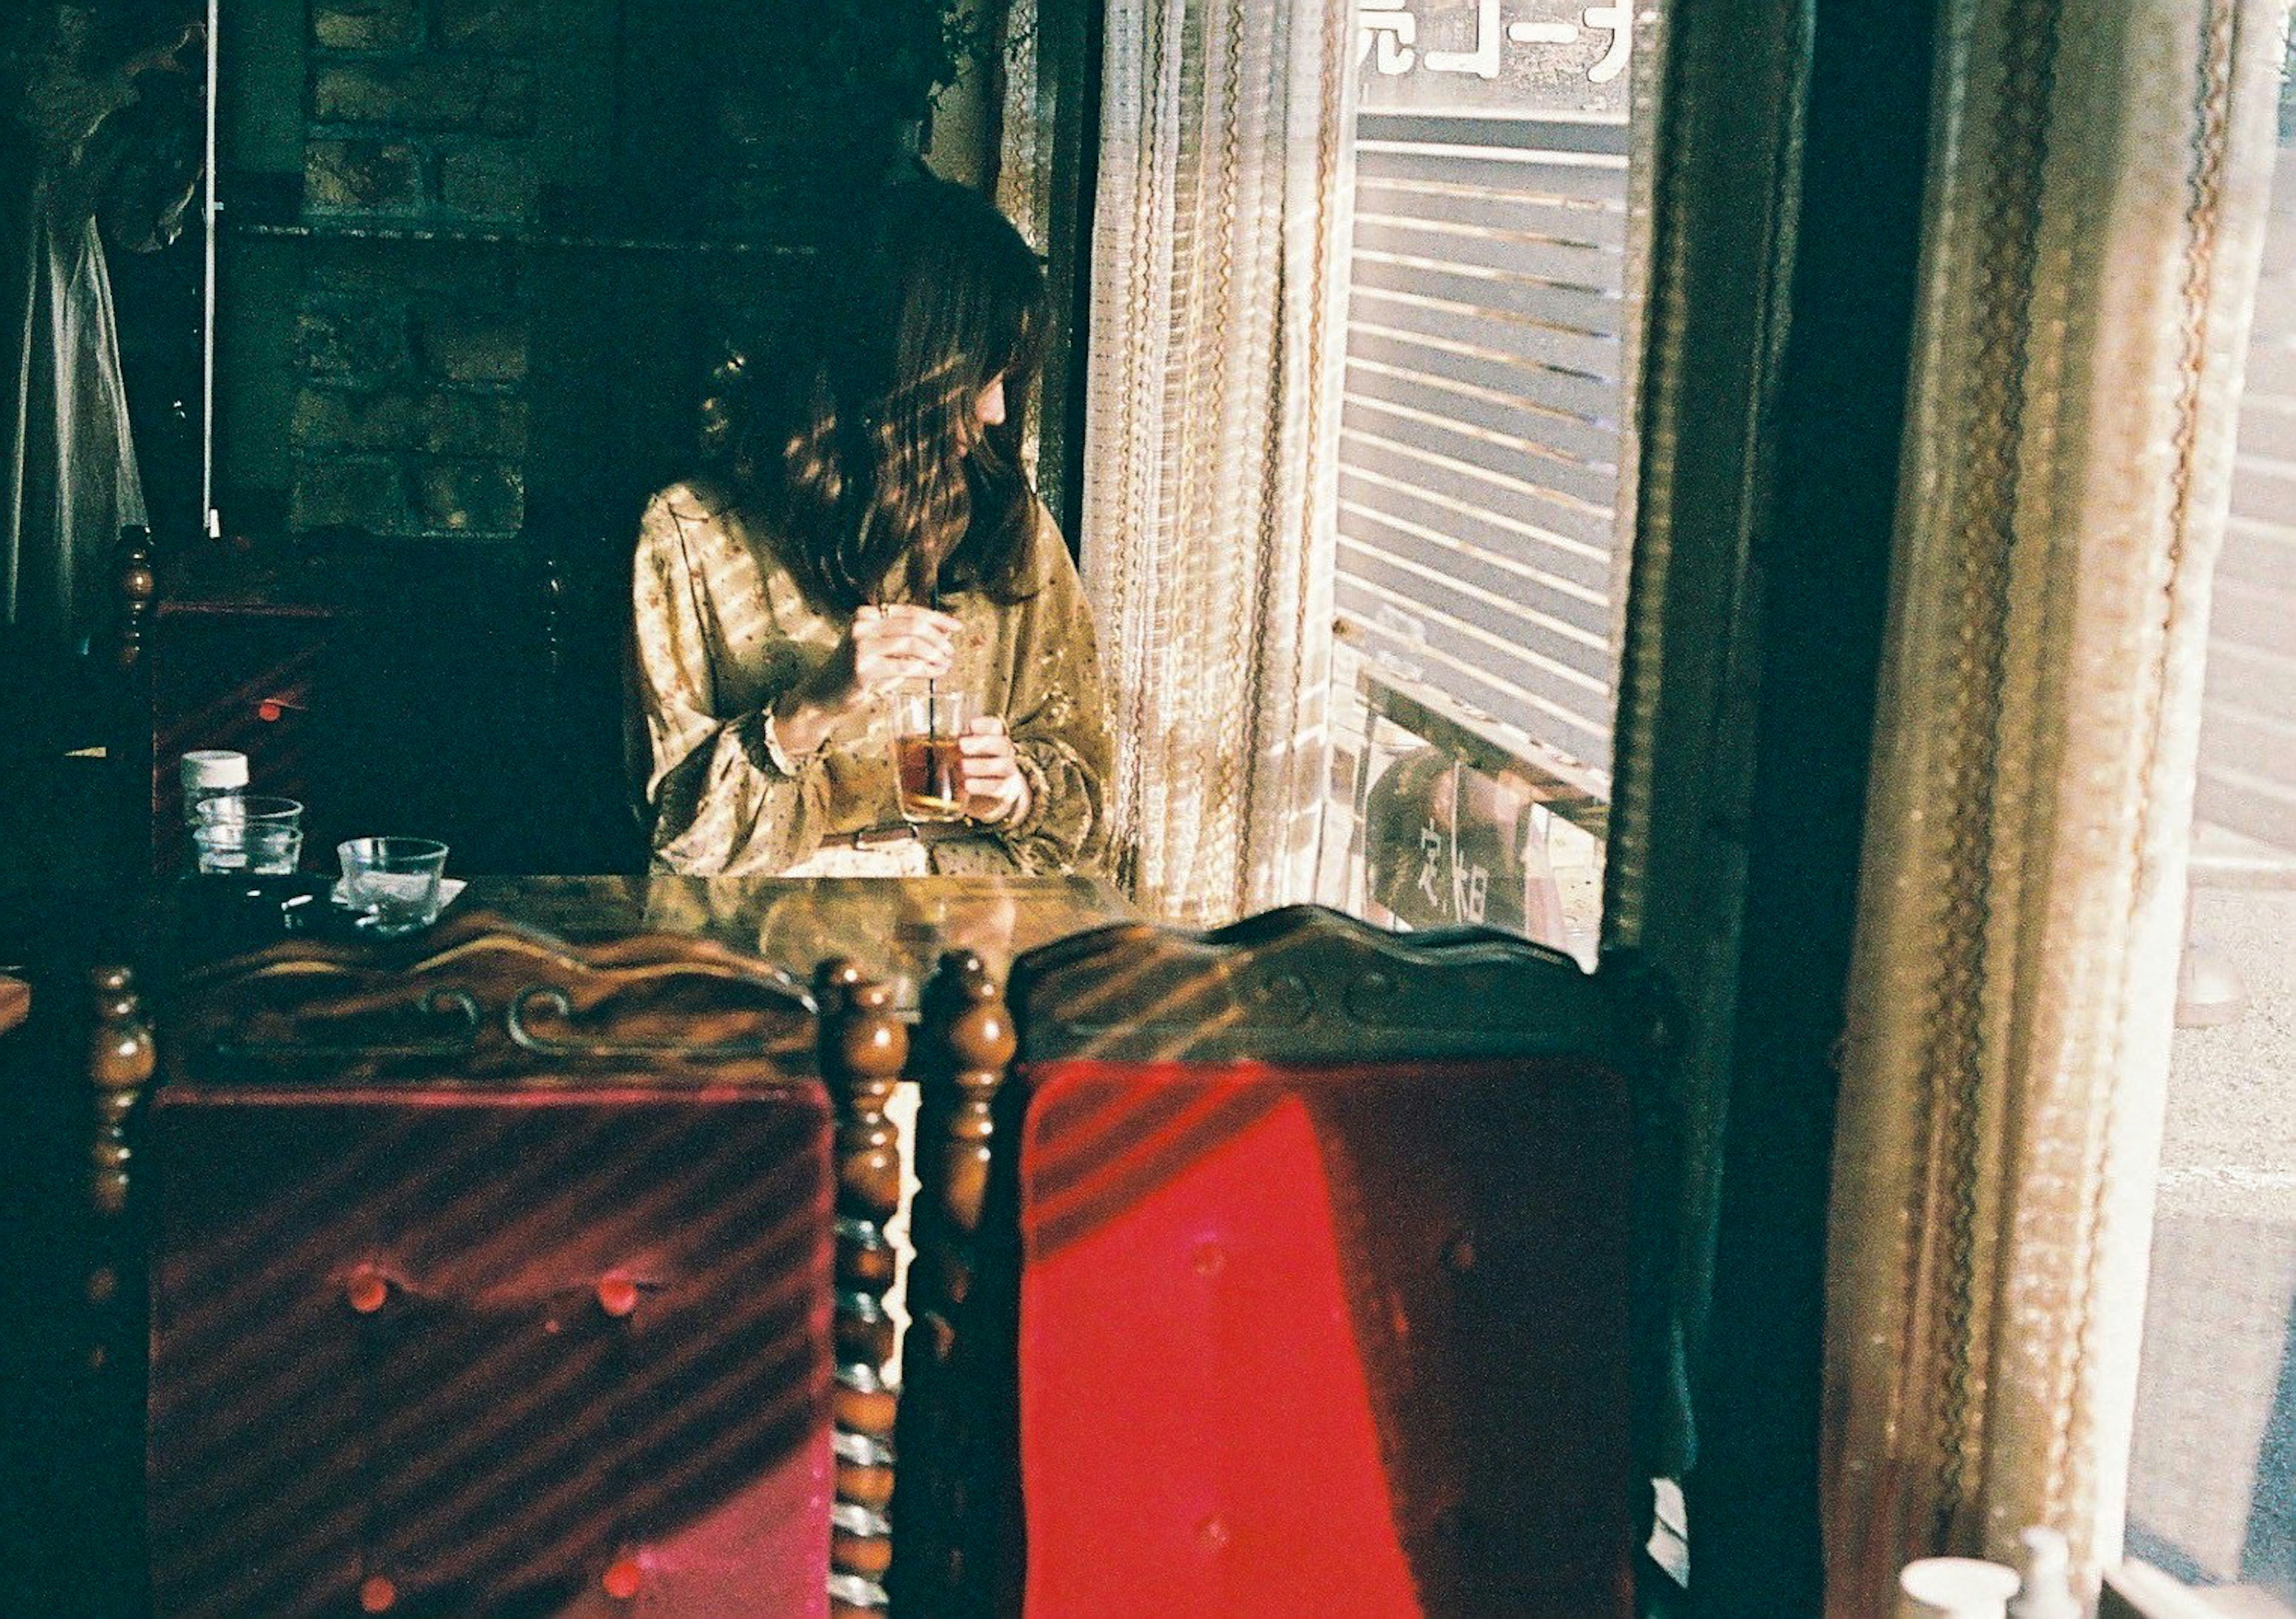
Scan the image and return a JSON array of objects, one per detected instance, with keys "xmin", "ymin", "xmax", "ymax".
[
  {"xmin": 1077, "ymin": 0, "xmax": 1354, "ymax": 924},
  {"xmin": 1822, "ymin": 1, "xmax": 2289, "ymax": 1612}
]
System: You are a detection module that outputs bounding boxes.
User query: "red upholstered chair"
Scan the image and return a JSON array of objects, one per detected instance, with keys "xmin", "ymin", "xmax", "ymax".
[
  {"xmin": 892, "ymin": 906, "xmax": 1642, "ymax": 1619},
  {"xmin": 146, "ymin": 915, "xmax": 902, "ymax": 1619}
]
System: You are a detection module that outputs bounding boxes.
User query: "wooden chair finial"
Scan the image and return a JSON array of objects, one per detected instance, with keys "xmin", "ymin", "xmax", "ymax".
[{"xmin": 820, "ymin": 967, "xmax": 906, "ymax": 1618}]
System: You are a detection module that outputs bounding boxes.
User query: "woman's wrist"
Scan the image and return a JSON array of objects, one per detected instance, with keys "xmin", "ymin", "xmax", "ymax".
[
  {"xmin": 999, "ymin": 769, "xmax": 1033, "ymax": 826},
  {"xmin": 768, "ymin": 689, "xmax": 851, "ymax": 759},
  {"xmin": 973, "ymin": 779, "xmax": 1028, "ymax": 826}
]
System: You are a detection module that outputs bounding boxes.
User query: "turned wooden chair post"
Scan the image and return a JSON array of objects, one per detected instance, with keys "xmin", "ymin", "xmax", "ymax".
[
  {"xmin": 85, "ymin": 964, "xmax": 155, "ymax": 1615},
  {"xmin": 911, "ymin": 950, "xmax": 1014, "ymax": 1351},
  {"xmin": 114, "ymin": 529, "xmax": 158, "ymax": 879},
  {"xmin": 891, "ymin": 949, "xmax": 1020, "ymax": 1619},
  {"xmin": 818, "ymin": 960, "xmax": 908, "ymax": 1619},
  {"xmin": 115, "ymin": 528, "xmax": 155, "ymax": 678},
  {"xmin": 86, "ymin": 966, "xmax": 153, "ymax": 1349}
]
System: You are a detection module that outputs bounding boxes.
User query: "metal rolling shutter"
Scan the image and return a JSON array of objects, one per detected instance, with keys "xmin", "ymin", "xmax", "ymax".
[{"xmin": 1337, "ymin": 111, "xmax": 1631, "ymax": 784}]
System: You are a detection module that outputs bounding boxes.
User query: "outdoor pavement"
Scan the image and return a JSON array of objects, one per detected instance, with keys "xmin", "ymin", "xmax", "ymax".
[{"xmin": 2127, "ymin": 882, "xmax": 2296, "ymax": 1612}]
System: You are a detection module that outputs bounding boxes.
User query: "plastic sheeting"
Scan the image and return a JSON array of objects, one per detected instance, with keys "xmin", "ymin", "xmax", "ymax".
[{"xmin": 2, "ymin": 4, "xmax": 197, "ymax": 649}]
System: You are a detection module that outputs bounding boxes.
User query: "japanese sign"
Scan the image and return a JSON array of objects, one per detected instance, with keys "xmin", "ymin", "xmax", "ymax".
[
  {"xmin": 1364, "ymin": 749, "xmax": 1523, "ymax": 931},
  {"xmin": 1357, "ymin": 0, "xmax": 1636, "ymax": 115}
]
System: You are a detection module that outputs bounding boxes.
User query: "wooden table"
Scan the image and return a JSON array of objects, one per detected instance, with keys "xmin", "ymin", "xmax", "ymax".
[{"xmin": 447, "ymin": 872, "xmax": 1136, "ymax": 1007}]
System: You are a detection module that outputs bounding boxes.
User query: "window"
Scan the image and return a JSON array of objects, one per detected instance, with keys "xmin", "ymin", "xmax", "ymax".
[
  {"xmin": 1323, "ymin": 0, "xmax": 1645, "ymax": 961},
  {"xmin": 2120, "ymin": 37, "xmax": 2296, "ymax": 1618}
]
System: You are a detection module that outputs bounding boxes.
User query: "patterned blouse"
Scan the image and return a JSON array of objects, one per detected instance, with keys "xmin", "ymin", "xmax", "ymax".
[{"xmin": 631, "ymin": 479, "xmax": 1115, "ymax": 877}]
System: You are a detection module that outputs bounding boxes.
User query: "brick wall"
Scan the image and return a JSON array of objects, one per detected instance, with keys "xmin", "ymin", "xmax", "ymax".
[
  {"xmin": 288, "ymin": 0, "xmax": 541, "ymax": 539},
  {"xmin": 258, "ymin": 0, "xmax": 954, "ymax": 545}
]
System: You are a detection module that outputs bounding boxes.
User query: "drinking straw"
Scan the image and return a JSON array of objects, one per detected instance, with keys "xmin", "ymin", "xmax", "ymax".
[{"xmin": 927, "ymin": 570, "xmax": 940, "ymax": 743}]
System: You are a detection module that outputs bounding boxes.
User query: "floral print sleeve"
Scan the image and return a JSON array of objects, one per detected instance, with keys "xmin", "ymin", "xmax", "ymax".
[
  {"xmin": 630, "ymin": 484, "xmax": 855, "ymax": 875},
  {"xmin": 991, "ymin": 513, "xmax": 1114, "ymax": 875}
]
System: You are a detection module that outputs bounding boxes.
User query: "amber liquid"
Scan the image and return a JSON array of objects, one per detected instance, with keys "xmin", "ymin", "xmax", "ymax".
[{"xmin": 895, "ymin": 734, "xmax": 967, "ymax": 821}]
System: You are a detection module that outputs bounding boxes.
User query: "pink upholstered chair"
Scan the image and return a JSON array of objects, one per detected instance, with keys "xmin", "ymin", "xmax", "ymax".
[
  {"xmin": 145, "ymin": 914, "xmax": 878, "ymax": 1619},
  {"xmin": 893, "ymin": 905, "xmax": 1645, "ymax": 1619}
]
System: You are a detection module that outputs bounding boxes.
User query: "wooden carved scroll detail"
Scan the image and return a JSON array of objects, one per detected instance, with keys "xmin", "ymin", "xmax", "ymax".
[
  {"xmin": 87, "ymin": 966, "xmax": 154, "ymax": 1376},
  {"xmin": 169, "ymin": 913, "xmax": 815, "ymax": 1086},
  {"xmin": 891, "ymin": 949, "xmax": 1021, "ymax": 1619},
  {"xmin": 819, "ymin": 960, "xmax": 905, "ymax": 1619},
  {"xmin": 1010, "ymin": 902, "xmax": 1614, "ymax": 1065}
]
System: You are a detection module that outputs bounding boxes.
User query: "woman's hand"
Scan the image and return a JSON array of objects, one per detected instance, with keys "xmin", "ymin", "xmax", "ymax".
[
  {"xmin": 774, "ymin": 604, "xmax": 959, "ymax": 756},
  {"xmin": 957, "ymin": 717, "xmax": 1032, "ymax": 826},
  {"xmin": 846, "ymin": 604, "xmax": 960, "ymax": 701}
]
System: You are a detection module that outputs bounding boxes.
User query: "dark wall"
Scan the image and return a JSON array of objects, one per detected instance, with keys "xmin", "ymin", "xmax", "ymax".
[{"xmin": 210, "ymin": 0, "xmax": 954, "ymax": 548}]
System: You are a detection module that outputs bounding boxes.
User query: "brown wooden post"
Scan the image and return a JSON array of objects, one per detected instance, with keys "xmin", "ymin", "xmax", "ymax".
[
  {"xmin": 911, "ymin": 951, "xmax": 1014, "ymax": 1358},
  {"xmin": 818, "ymin": 959, "xmax": 905, "ymax": 1619},
  {"xmin": 113, "ymin": 528, "xmax": 158, "ymax": 876},
  {"xmin": 891, "ymin": 949, "xmax": 1019, "ymax": 1617},
  {"xmin": 86, "ymin": 966, "xmax": 153, "ymax": 1373},
  {"xmin": 115, "ymin": 528, "xmax": 155, "ymax": 675}
]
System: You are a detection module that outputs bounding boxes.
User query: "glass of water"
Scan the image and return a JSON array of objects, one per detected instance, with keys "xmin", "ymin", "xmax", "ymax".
[
  {"xmin": 194, "ymin": 820, "xmax": 304, "ymax": 875},
  {"xmin": 337, "ymin": 838, "xmax": 450, "ymax": 935}
]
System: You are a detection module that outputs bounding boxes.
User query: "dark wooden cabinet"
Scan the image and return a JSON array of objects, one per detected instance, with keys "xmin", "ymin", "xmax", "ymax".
[
  {"xmin": 148, "ymin": 595, "xmax": 337, "ymax": 875},
  {"xmin": 146, "ymin": 539, "xmax": 641, "ymax": 878}
]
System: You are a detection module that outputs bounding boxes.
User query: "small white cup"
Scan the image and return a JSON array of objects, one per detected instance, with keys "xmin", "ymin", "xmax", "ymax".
[{"xmin": 1897, "ymin": 1557, "xmax": 2022, "ymax": 1619}]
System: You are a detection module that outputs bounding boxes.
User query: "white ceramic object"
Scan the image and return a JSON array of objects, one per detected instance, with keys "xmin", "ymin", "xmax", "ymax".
[
  {"xmin": 181, "ymin": 750, "xmax": 250, "ymax": 824},
  {"xmin": 2007, "ymin": 1528, "xmax": 2082, "ymax": 1619},
  {"xmin": 1897, "ymin": 1556, "xmax": 2022, "ymax": 1619}
]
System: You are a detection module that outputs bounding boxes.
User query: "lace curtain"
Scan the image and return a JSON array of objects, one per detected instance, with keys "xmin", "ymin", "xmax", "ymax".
[
  {"xmin": 994, "ymin": 0, "xmax": 1048, "ymax": 252},
  {"xmin": 1068, "ymin": 0, "xmax": 1354, "ymax": 924},
  {"xmin": 1822, "ymin": 1, "xmax": 2288, "ymax": 1612}
]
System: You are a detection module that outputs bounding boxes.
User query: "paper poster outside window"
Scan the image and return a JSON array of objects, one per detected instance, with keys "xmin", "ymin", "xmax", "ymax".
[
  {"xmin": 1361, "ymin": 746, "xmax": 1568, "ymax": 943},
  {"xmin": 1357, "ymin": 0, "xmax": 1636, "ymax": 115}
]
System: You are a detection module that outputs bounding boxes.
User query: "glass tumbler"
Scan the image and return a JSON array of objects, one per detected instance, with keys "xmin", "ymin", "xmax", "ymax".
[
  {"xmin": 193, "ymin": 794, "xmax": 305, "ymax": 830},
  {"xmin": 194, "ymin": 820, "xmax": 304, "ymax": 875},
  {"xmin": 337, "ymin": 838, "xmax": 451, "ymax": 935},
  {"xmin": 890, "ymin": 688, "xmax": 970, "ymax": 823}
]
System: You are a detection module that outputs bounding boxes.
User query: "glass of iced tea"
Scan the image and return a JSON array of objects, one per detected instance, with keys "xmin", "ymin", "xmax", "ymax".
[{"xmin": 891, "ymin": 688, "xmax": 970, "ymax": 823}]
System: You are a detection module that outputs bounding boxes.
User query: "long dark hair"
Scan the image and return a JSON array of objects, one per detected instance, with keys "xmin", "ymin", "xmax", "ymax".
[{"xmin": 704, "ymin": 178, "xmax": 1049, "ymax": 613}]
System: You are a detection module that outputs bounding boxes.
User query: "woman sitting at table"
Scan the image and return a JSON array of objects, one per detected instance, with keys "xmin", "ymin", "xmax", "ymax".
[{"xmin": 631, "ymin": 178, "xmax": 1113, "ymax": 877}]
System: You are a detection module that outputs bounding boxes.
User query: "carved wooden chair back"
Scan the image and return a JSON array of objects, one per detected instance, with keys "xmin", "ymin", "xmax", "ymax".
[
  {"xmin": 141, "ymin": 913, "xmax": 901, "ymax": 1619},
  {"xmin": 892, "ymin": 905, "xmax": 1643, "ymax": 1619}
]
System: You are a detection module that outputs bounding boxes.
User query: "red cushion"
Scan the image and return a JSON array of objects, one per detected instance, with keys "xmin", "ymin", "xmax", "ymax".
[
  {"xmin": 1015, "ymin": 1057, "xmax": 1634, "ymax": 1619},
  {"xmin": 148, "ymin": 1084, "xmax": 833, "ymax": 1619}
]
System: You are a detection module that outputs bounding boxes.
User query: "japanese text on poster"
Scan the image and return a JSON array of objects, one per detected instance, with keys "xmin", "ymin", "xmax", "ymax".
[{"xmin": 1357, "ymin": 0, "xmax": 1636, "ymax": 115}]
